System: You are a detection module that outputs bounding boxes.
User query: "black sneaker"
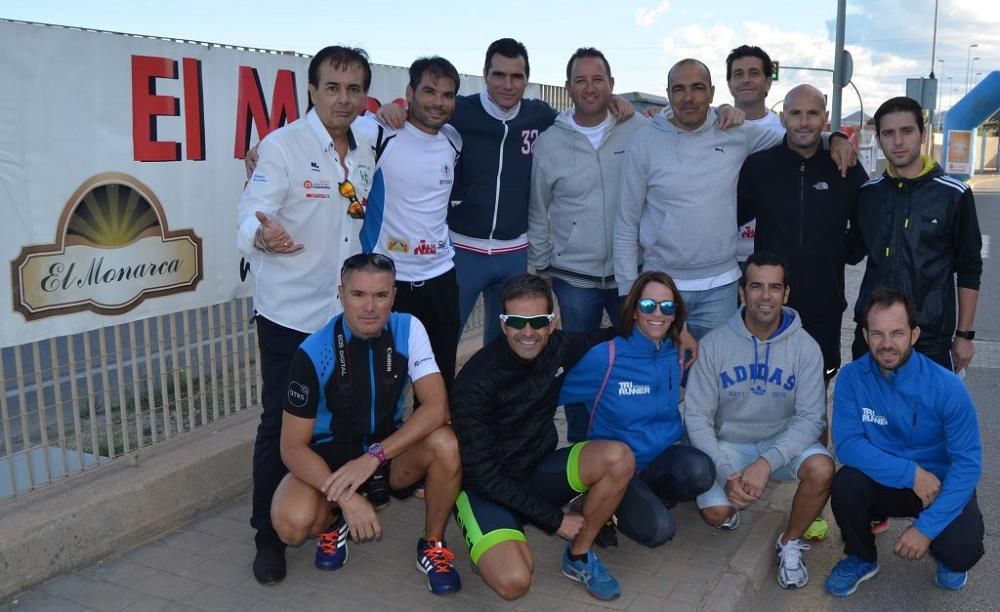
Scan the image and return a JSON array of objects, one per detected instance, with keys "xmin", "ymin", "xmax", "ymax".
[{"xmin": 253, "ymin": 543, "xmax": 286, "ymax": 585}]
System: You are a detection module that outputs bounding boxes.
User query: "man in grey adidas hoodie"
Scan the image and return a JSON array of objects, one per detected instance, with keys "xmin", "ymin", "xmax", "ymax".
[{"xmin": 685, "ymin": 252, "xmax": 833, "ymax": 590}]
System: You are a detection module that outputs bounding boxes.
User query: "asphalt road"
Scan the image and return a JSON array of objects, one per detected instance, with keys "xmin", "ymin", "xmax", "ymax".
[{"xmin": 751, "ymin": 179, "xmax": 1000, "ymax": 611}]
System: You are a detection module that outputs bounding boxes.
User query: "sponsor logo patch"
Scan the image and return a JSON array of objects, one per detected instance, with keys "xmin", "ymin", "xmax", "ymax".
[
  {"xmin": 413, "ymin": 240, "xmax": 437, "ymax": 256},
  {"xmin": 288, "ymin": 381, "xmax": 309, "ymax": 408},
  {"xmin": 617, "ymin": 381, "xmax": 651, "ymax": 396},
  {"xmin": 861, "ymin": 407, "xmax": 888, "ymax": 426},
  {"xmin": 387, "ymin": 238, "xmax": 409, "ymax": 253}
]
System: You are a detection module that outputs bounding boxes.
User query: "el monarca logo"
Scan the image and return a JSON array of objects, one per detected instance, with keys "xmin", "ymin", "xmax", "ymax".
[{"xmin": 12, "ymin": 173, "xmax": 203, "ymax": 320}]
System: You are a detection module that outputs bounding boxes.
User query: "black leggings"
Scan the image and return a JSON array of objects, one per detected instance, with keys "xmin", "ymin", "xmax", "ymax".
[
  {"xmin": 831, "ymin": 467, "xmax": 984, "ymax": 571},
  {"xmin": 615, "ymin": 445, "xmax": 716, "ymax": 547}
]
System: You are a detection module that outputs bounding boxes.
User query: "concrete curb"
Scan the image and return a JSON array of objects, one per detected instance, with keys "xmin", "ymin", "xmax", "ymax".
[
  {"xmin": 701, "ymin": 483, "xmax": 794, "ymax": 611},
  {"xmin": 0, "ymin": 410, "xmax": 258, "ymax": 599}
]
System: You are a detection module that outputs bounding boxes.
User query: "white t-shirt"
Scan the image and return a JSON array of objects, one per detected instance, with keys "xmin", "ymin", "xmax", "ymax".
[
  {"xmin": 569, "ymin": 112, "xmax": 612, "ymax": 149},
  {"xmin": 354, "ymin": 117, "xmax": 462, "ymax": 282},
  {"xmin": 737, "ymin": 110, "xmax": 786, "ymax": 262}
]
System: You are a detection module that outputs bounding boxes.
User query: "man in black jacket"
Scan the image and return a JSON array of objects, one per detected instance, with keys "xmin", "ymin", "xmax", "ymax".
[
  {"xmin": 847, "ymin": 96, "xmax": 982, "ymax": 372},
  {"xmin": 451, "ymin": 274, "xmax": 634, "ymax": 602},
  {"xmin": 738, "ymin": 84, "xmax": 868, "ymax": 380}
]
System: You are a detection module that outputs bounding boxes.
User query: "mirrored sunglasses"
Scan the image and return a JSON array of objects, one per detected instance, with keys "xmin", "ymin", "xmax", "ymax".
[{"xmin": 637, "ymin": 298, "xmax": 677, "ymax": 316}]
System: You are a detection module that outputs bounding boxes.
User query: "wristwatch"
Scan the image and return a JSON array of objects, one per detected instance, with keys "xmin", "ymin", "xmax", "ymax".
[
  {"xmin": 955, "ymin": 330, "xmax": 975, "ymax": 340},
  {"xmin": 367, "ymin": 442, "xmax": 387, "ymax": 466}
]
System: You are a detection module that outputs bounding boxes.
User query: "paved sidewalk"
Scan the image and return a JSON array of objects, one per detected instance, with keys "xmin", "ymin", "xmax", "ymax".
[{"xmin": 7, "ymin": 483, "xmax": 786, "ymax": 612}]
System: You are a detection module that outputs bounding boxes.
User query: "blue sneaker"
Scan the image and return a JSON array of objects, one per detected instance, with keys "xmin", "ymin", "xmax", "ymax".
[
  {"xmin": 315, "ymin": 516, "xmax": 349, "ymax": 571},
  {"xmin": 561, "ymin": 546, "xmax": 621, "ymax": 601},
  {"xmin": 824, "ymin": 555, "xmax": 879, "ymax": 597},
  {"xmin": 416, "ymin": 538, "xmax": 462, "ymax": 595},
  {"xmin": 935, "ymin": 561, "xmax": 968, "ymax": 591}
]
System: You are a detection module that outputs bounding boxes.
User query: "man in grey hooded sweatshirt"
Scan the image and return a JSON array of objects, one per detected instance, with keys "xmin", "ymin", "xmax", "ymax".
[
  {"xmin": 614, "ymin": 59, "xmax": 855, "ymax": 340},
  {"xmin": 686, "ymin": 252, "xmax": 834, "ymax": 590},
  {"xmin": 527, "ymin": 47, "xmax": 648, "ymax": 444}
]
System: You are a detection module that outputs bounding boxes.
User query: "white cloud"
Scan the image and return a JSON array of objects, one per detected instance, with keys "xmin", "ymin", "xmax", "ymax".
[{"xmin": 635, "ymin": 1, "xmax": 672, "ymax": 27}]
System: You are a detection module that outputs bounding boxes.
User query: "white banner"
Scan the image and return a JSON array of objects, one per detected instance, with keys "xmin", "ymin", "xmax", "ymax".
[{"xmin": 0, "ymin": 20, "xmax": 521, "ymax": 348}]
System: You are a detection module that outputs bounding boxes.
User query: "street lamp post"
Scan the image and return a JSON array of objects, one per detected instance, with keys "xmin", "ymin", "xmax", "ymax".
[
  {"xmin": 965, "ymin": 43, "xmax": 979, "ymax": 93},
  {"xmin": 969, "ymin": 58, "xmax": 980, "ymax": 92}
]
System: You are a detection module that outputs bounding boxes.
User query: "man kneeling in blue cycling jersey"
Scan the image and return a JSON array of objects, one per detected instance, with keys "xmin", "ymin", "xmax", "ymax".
[
  {"xmin": 451, "ymin": 274, "xmax": 635, "ymax": 602},
  {"xmin": 270, "ymin": 253, "xmax": 463, "ymax": 596}
]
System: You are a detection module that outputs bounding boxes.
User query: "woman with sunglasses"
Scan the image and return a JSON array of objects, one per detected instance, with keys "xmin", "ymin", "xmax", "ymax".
[{"xmin": 560, "ymin": 270, "xmax": 716, "ymax": 547}]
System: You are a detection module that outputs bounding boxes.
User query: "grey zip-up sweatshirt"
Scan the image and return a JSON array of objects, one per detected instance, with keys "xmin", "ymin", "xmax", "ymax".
[
  {"xmin": 685, "ymin": 307, "xmax": 826, "ymax": 487},
  {"xmin": 528, "ymin": 111, "xmax": 647, "ymax": 287},
  {"xmin": 613, "ymin": 108, "xmax": 781, "ymax": 295}
]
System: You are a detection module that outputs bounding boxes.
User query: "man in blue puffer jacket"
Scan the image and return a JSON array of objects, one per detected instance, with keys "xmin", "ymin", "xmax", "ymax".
[{"xmin": 825, "ymin": 288, "xmax": 983, "ymax": 598}]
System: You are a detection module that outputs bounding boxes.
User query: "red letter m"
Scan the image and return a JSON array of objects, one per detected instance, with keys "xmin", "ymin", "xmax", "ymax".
[{"xmin": 234, "ymin": 67, "xmax": 299, "ymax": 158}]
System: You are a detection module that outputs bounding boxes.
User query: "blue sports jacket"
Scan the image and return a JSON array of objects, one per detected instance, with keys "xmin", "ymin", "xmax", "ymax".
[
  {"xmin": 560, "ymin": 331, "xmax": 682, "ymax": 470},
  {"xmin": 833, "ymin": 351, "xmax": 981, "ymax": 539}
]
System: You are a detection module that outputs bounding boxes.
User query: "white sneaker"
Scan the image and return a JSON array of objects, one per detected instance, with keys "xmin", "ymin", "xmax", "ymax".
[
  {"xmin": 775, "ymin": 533, "xmax": 811, "ymax": 589},
  {"xmin": 716, "ymin": 509, "xmax": 740, "ymax": 531}
]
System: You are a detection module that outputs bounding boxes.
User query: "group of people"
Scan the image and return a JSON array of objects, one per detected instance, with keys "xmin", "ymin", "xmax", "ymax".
[{"xmin": 236, "ymin": 38, "xmax": 985, "ymax": 602}]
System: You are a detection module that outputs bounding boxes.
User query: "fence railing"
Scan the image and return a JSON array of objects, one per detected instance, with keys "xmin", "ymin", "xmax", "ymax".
[{"xmin": 0, "ymin": 296, "xmax": 485, "ymax": 502}]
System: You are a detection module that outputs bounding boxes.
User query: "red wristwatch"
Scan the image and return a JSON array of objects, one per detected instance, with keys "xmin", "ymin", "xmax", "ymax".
[{"xmin": 367, "ymin": 442, "xmax": 387, "ymax": 466}]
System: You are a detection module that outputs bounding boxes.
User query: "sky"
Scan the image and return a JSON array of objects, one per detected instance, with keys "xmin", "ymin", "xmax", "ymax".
[{"xmin": 3, "ymin": 0, "xmax": 999, "ymax": 118}]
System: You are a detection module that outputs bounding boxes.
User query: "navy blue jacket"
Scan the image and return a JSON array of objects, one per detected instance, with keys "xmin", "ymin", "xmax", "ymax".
[{"xmin": 447, "ymin": 94, "xmax": 557, "ymax": 242}]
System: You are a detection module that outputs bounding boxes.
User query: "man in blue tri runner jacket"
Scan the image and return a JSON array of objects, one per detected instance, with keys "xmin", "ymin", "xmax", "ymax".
[{"xmin": 826, "ymin": 288, "xmax": 983, "ymax": 597}]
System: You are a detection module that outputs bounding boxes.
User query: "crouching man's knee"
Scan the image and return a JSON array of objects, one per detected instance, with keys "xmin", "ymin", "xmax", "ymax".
[
  {"xmin": 427, "ymin": 425, "xmax": 461, "ymax": 473},
  {"xmin": 799, "ymin": 454, "xmax": 835, "ymax": 491},
  {"xmin": 272, "ymin": 507, "xmax": 314, "ymax": 546},
  {"xmin": 492, "ymin": 566, "xmax": 532, "ymax": 601}
]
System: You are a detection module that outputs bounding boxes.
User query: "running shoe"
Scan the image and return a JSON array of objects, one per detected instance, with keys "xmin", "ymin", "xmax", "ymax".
[
  {"xmin": 775, "ymin": 533, "xmax": 811, "ymax": 588},
  {"xmin": 561, "ymin": 546, "xmax": 621, "ymax": 601},
  {"xmin": 803, "ymin": 516, "xmax": 829, "ymax": 541},
  {"xmin": 416, "ymin": 538, "xmax": 462, "ymax": 595},
  {"xmin": 824, "ymin": 554, "xmax": 879, "ymax": 597},
  {"xmin": 935, "ymin": 561, "xmax": 968, "ymax": 591},
  {"xmin": 716, "ymin": 509, "xmax": 741, "ymax": 531},
  {"xmin": 315, "ymin": 516, "xmax": 349, "ymax": 571}
]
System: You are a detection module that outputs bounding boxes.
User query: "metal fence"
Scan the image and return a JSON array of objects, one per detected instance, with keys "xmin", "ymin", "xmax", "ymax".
[
  {"xmin": 0, "ymin": 297, "xmax": 485, "ymax": 501},
  {"xmin": 0, "ymin": 299, "xmax": 261, "ymax": 500}
]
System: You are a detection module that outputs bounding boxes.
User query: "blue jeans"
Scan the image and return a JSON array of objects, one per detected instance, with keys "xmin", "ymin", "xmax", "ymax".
[
  {"xmin": 552, "ymin": 278, "xmax": 621, "ymax": 443},
  {"xmin": 679, "ymin": 281, "xmax": 739, "ymax": 341},
  {"xmin": 455, "ymin": 248, "xmax": 528, "ymax": 345}
]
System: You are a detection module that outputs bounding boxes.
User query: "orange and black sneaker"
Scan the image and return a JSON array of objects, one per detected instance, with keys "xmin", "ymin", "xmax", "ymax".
[
  {"xmin": 416, "ymin": 538, "xmax": 462, "ymax": 595},
  {"xmin": 315, "ymin": 516, "xmax": 349, "ymax": 571}
]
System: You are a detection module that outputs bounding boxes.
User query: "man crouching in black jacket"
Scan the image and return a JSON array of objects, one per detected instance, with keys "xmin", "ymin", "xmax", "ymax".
[{"xmin": 451, "ymin": 274, "xmax": 634, "ymax": 602}]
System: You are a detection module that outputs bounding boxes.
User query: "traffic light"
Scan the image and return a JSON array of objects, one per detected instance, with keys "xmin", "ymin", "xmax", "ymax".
[{"xmin": 771, "ymin": 61, "xmax": 780, "ymax": 81}]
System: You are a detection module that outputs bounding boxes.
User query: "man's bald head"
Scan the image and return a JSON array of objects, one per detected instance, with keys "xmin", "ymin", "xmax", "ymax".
[
  {"xmin": 783, "ymin": 84, "xmax": 826, "ymax": 113},
  {"xmin": 781, "ymin": 84, "xmax": 828, "ymax": 157},
  {"xmin": 668, "ymin": 58, "xmax": 712, "ymax": 88}
]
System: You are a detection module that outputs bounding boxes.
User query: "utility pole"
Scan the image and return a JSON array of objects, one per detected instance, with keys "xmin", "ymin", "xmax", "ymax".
[
  {"xmin": 831, "ymin": 0, "xmax": 847, "ymax": 130},
  {"xmin": 926, "ymin": 0, "xmax": 939, "ymax": 156}
]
